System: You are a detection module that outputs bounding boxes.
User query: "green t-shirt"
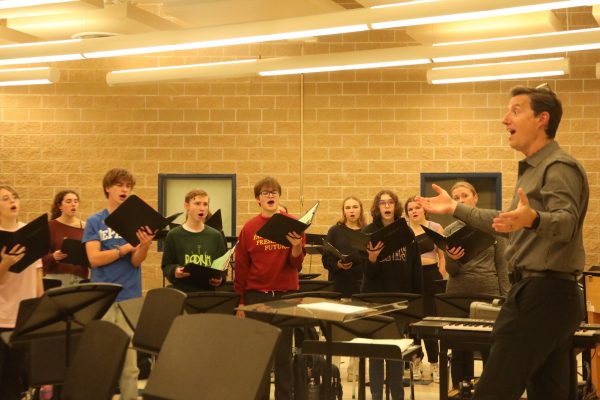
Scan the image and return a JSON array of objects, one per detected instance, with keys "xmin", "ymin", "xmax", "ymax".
[{"xmin": 161, "ymin": 225, "xmax": 227, "ymax": 292}]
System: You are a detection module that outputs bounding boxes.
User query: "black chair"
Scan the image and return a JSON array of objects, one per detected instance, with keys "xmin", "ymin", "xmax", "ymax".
[
  {"xmin": 184, "ymin": 291, "xmax": 240, "ymax": 315},
  {"xmin": 143, "ymin": 314, "xmax": 281, "ymax": 400},
  {"xmin": 132, "ymin": 288, "xmax": 187, "ymax": 355},
  {"xmin": 62, "ymin": 320, "xmax": 129, "ymax": 400},
  {"xmin": 217, "ymin": 281, "xmax": 235, "ymax": 292}
]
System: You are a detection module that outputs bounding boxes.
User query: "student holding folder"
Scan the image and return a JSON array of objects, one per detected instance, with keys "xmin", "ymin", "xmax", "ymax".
[
  {"xmin": 362, "ymin": 189, "xmax": 422, "ymax": 400},
  {"xmin": 42, "ymin": 190, "xmax": 88, "ymax": 286},
  {"xmin": 83, "ymin": 168, "xmax": 155, "ymax": 400},
  {"xmin": 322, "ymin": 196, "xmax": 366, "ymax": 298},
  {"xmin": 234, "ymin": 176, "xmax": 305, "ymax": 400},
  {"xmin": 0, "ymin": 186, "xmax": 44, "ymax": 400},
  {"xmin": 405, "ymin": 195, "xmax": 446, "ymax": 382},
  {"xmin": 161, "ymin": 189, "xmax": 227, "ymax": 292}
]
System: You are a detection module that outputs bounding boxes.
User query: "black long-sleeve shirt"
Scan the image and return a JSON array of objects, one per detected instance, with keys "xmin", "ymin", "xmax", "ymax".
[{"xmin": 360, "ymin": 219, "xmax": 423, "ymax": 294}]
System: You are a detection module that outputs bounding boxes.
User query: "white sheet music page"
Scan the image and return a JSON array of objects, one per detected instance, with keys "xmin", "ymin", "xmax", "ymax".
[
  {"xmin": 349, "ymin": 338, "xmax": 414, "ymax": 352},
  {"xmin": 297, "ymin": 302, "xmax": 369, "ymax": 314}
]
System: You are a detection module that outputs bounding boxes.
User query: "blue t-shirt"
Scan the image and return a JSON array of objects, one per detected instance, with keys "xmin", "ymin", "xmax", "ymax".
[{"xmin": 82, "ymin": 208, "xmax": 142, "ymax": 302}]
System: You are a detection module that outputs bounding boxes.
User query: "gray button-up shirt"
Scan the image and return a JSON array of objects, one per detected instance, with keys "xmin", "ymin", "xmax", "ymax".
[{"xmin": 453, "ymin": 140, "xmax": 588, "ymax": 274}]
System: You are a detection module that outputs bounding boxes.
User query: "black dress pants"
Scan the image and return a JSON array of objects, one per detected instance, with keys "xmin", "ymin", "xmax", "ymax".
[
  {"xmin": 473, "ymin": 277, "xmax": 582, "ymax": 400},
  {"xmin": 0, "ymin": 328, "xmax": 27, "ymax": 400}
]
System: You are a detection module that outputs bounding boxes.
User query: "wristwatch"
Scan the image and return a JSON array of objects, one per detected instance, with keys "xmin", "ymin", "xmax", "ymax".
[{"xmin": 529, "ymin": 210, "xmax": 541, "ymax": 230}]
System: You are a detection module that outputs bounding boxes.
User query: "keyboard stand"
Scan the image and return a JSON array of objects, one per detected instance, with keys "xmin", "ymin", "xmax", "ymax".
[{"xmin": 302, "ymin": 341, "xmax": 421, "ymax": 400}]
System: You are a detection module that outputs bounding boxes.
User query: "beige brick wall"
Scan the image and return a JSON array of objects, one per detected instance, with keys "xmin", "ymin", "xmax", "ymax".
[{"xmin": 1, "ymin": 30, "xmax": 599, "ymax": 292}]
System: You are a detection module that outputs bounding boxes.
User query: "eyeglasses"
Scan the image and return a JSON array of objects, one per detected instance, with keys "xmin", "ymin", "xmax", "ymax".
[
  {"xmin": 260, "ymin": 190, "xmax": 280, "ymax": 197},
  {"xmin": 378, "ymin": 200, "xmax": 395, "ymax": 206},
  {"xmin": 0, "ymin": 195, "xmax": 18, "ymax": 202}
]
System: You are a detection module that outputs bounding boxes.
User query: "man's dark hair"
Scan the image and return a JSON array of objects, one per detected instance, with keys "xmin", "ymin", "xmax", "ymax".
[{"xmin": 511, "ymin": 84, "xmax": 562, "ymax": 139}]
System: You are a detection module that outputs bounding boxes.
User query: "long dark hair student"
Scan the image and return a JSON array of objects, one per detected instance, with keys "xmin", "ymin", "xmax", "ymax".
[
  {"xmin": 362, "ymin": 189, "xmax": 422, "ymax": 400},
  {"xmin": 42, "ymin": 190, "xmax": 88, "ymax": 286}
]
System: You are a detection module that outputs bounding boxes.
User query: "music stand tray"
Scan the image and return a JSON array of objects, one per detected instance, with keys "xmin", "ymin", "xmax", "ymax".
[
  {"xmin": 238, "ymin": 297, "xmax": 407, "ymax": 400},
  {"xmin": 117, "ymin": 296, "xmax": 144, "ymax": 331},
  {"xmin": 184, "ymin": 291, "xmax": 240, "ymax": 315},
  {"xmin": 8, "ymin": 283, "xmax": 121, "ymax": 366}
]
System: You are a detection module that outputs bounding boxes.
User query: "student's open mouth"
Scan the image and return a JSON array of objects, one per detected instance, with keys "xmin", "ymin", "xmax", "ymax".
[
  {"xmin": 10, "ymin": 205, "xmax": 17, "ymax": 211},
  {"xmin": 119, "ymin": 194, "xmax": 127, "ymax": 200},
  {"xmin": 267, "ymin": 200, "xmax": 276, "ymax": 205},
  {"xmin": 384, "ymin": 211, "xmax": 392, "ymax": 216},
  {"xmin": 70, "ymin": 208, "xmax": 77, "ymax": 212},
  {"xmin": 508, "ymin": 128, "xmax": 516, "ymax": 135},
  {"xmin": 198, "ymin": 213, "xmax": 204, "ymax": 218}
]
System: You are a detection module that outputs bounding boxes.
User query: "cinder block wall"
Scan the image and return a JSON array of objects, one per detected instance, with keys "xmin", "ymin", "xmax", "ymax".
[{"xmin": 1, "ymin": 28, "xmax": 599, "ymax": 291}]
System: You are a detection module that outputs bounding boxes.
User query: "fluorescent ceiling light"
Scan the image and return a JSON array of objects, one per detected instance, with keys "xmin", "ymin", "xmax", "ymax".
[
  {"xmin": 0, "ymin": 0, "xmax": 76, "ymax": 8},
  {"xmin": 107, "ymin": 46, "xmax": 432, "ymax": 85},
  {"xmin": 0, "ymin": 0, "xmax": 595, "ymax": 65},
  {"xmin": 84, "ymin": 25, "xmax": 368, "ymax": 59},
  {"xmin": 371, "ymin": 0, "xmax": 441, "ymax": 10},
  {"xmin": 371, "ymin": 0, "xmax": 600, "ymax": 29},
  {"xmin": 0, "ymin": 66, "xmax": 60, "ymax": 86},
  {"xmin": 432, "ymin": 27, "xmax": 600, "ymax": 63},
  {"xmin": 259, "ymin": 58, "xmax": 429, "ymax": 76},
  {"xmin": 427, "ymin": 57, "xmax": 569, "ymax": 84},
  {"xmin": 258, "ymin": 45, "xmax": 431, "ymax": 76},
  {"xmin": 406, "ymin": 11, "xmax": 561, "ymax": 45},
  {"xmin": 0, "ymin": 38, "xmax": 83, "ymax": 65},
  {"xmin": 82, "ymin": 0, "xmax": 598, "ymax": 59},
  {"xmin": 106, "ymin": 59, "xmax": 258, "ymax": 85}
]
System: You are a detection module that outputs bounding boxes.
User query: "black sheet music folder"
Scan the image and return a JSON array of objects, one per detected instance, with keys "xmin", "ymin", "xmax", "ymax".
[
  {"xmin": 421, "ymin": 224, "xmax": 495, "ymax": 264},
  {"xmin": 340, "ymin": 218, "xmax": 414, "ymax": 261},
  {"xmin": 322, "ymin": 240, "xmax": 351, "ymax": 263},
  {"xmin": 181, "ymin": 247, "xmax": 234, "ymax": 287},
  {"xmin": 256, "ymin": 202, "xmax": 319, "ymax": 247},
  {"xmin": 105, "ymin": 195, "xmax": 170, "ymax": 246},
  {"xmin": 154, "ymin": 212, "xmax": 184, "ymax": 240},
  {"xmin": 60, "ymin": 239, "xmax": 90, "ymax": 267},
  {"xmin": 0, "ymin": 214, "xmax": 50, "ymax": 273},
  {"xmin": 205, "ymin": 209, "xmax": 223, "ymax": 231}
]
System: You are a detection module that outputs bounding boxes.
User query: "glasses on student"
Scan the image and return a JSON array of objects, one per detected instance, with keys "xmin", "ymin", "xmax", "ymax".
[
  {"xmin": 0, "ymin": 194, "xmax": 18, "ymax": 202},
  {"xmin": 260, "ymin": 190, "xmax": 280, "ymax": 197},
  {"xmin": 378, "ymin": 200, "xmax": 395, "ymax": 206}
]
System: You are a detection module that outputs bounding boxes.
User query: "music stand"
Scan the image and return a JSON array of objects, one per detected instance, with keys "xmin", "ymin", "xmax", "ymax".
[
  {"xmin": 8, "ymin": 283, "xmax": 121, "ymax": 367},
  {"xmin": 184, "ymin": 291, "xmax": 240, "ymax": 315},
  {"xmin": 238, "ymin": 297, "xmax": 407, "ymax": 400},
  {"xmin": 299, "ymin": 279, "xmax": 335, "ymax": 292}
]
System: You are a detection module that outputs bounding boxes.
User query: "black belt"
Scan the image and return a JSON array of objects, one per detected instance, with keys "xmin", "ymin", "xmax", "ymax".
[
  {"xmin": 510, "ymin": 269, "xmax": 578, "ymax": 283},
  {"xmin": 248, "ymin": 290, "xmax": 289, "ymax": 297}
]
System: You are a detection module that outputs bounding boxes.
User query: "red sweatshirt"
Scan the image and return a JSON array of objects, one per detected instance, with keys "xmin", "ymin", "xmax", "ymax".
[{"xmin": 234, "ymin": 213, "xmax": 305, "ymax": 303}]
